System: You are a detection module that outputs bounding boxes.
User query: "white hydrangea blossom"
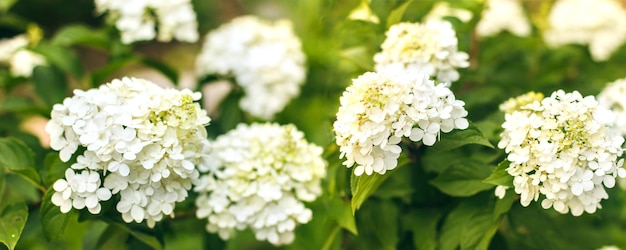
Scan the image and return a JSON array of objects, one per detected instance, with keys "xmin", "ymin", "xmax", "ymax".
[
  {"xmin": 544, "ymin": 0, "xmax": 626, "ymax": 61},
  {"xmin": 195, "ymin": 123, "xmax": 325, "ymax": 246},
  {"xmin": 333, "ymin": 71, "xmax": 469, "ymax": 176},
  {"xmin": 0, "ymin": 34, "xmax": 46, "ymax": 77},
  {"xmin": 497, "ymin": 90, "xmax": 626, "ymax": 216},
  {"xmin": 373, "ymin": 20, "xmax": 469, "ymax": 83},
  {"xmin": 196, "ymin": 15, "xmax": 306, "ymax": 120},
  {"xmin": 598, "ymin": 78, "xmax": 626, "ymax": 136},
  {"xmin": 476, "ymin": 0, "xmax": 531, "ymax": 37},
  {"xmin": 94, "ymin": 0, "xmax": 199, "ymax": 44},
  {"xmin": 46, "ymin": 77, "xmax": 211, "ymax": 227}
]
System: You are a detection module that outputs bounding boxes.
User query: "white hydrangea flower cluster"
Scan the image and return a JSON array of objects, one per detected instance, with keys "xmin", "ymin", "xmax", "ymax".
[
  {"xmin": 46, "ymin": 77, "xmax": 211, "ymax": 227},
  {"xmin": 373, "ymin": 20, "xmax": 469, "ymax": 83},
  {"xmin": 544, "ymin": 0, "xmax": 626, "ymax": 61},
  {"xmin": 333, "ymin": 71, "xmax": 469, "ymax": 176},
  {"xmin": 194, "ymin": 123, "xmax": 325, "ymax": 246},
  {"xmin": 476, "ymin": 0, "xmax": 531, "ymax": 37},
  {"xmin": 0, "ymin": 34, "xmax": 46, "ymax": 77},
  {"xmin": 94, "ymin": 0, "xmax": 199, "ymax": 44},
  {"xmin": 598, "ymin": 78, "xmax": 626, "ymax": 137},
  {"xmin": 196, "ymin": 15, "xmax": 306, "ymax": 120},
  {"xmin": 497, "ymin": 90, "xmax": 626, "ymax": 216}
]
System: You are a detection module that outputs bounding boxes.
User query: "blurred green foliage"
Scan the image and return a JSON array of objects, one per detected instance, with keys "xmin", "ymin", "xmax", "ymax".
[{"xmin": 2, "ymin": 0, "xmax": 626, "ymax": 249}]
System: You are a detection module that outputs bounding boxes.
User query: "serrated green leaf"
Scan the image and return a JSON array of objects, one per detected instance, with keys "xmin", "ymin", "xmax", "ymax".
[
  {"xmin": 43, "ymin": 152, "xmax": 69, "ymax": 187},
  {"xmin": 429, "ymin": 122, "xmax": 494, "ymax": 152},
  {"xmin": 326, "ymin": 197, "xmax": 357, "ymax": 235},
  {"xmin": 32, "ymin": 65, "xmax": 68, "ymax": 107},
  {"xmin": 408, "ymin": 209, "xmax": 442, "ymax": 250},
  {"xmin": 386, "ymin": 0, "xmax": 412, "ymax": 28},
  {"xmin": 429, "ymin": 160, "xmax": 494, "ymax": 197},
  {"xmin": 483, "ymin": 160, "xmax": 513, "ymax": 187},
  {"xmin": 0, "ymin": 202, "xmax": 28, "ymax": 250},
  {"xmin": 0, "ymin": 137, "xmax": 40, "ymax": 186},
  {"xmin": 40, "ymin": 187, "xmax": 76, "ymax": 241},
  {"xmin": 32, "ymin": 43, "xmax": 84, "ymax": 77},
  {"xmin": 50, "ymin": 24, "xmax": 109, "ymax": 48}
]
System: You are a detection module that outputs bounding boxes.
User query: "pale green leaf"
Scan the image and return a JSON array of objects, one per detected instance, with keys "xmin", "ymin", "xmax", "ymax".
[
  {"xmin": 386, "ymin": 1, "xmax": 413, "ymax": 28},
  {"xmin": 0, "ymin": 137, "xmax": 40, "ymax": 185},
  {"xmin": 429, "ymin": 160, "xmax": 494, "ymax": 197},
  {"xmin": 483, "ymin": 160, "xmax": 513, "ymax": 187},
  {"xmin": 40, "ymin": 188, "xmax": 76, "ymax": 241},
  {"xmin": 429, "ymin": 122, "xmax": 494, "ymax": 152},
  {"xmin": 0, "ymin": 202, "xmax": 28, "ymax": 250}
]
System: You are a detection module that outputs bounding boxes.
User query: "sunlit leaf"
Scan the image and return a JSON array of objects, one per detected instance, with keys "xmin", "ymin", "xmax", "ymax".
[
  {"xmin": 350, "ymin": 161, "xmax": 410, "ymax": 213},
  {"xmin": 0, "ymin": 202, "xmax": 28, "ymax": 250}
]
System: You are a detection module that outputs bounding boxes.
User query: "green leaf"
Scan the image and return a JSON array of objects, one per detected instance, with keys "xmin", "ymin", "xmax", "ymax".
[
  {"xmin": 32, "ymin": 66, "xmax": 68, "ymax": 107},
  {"xmin": 407, "ymin": 209, "xmax": 442, "ymax": 250},
  {"xmin": 123, "ymin": 224, "xmax": 163, "ymax": 250},
  {"xmin": 140, "ymin": 57, "xmax": 179, "ymax": 86},
  {"xmin": 483, "ymin": 160, "xmax": 513, "ymax": 187},
  {"xmin": 354, "ymin": 200, "xmax": 399, "ymax": 250},
  {"xmin": 429, "ymin": 122, "xmax": 494, "ymax": 152},
  {"xmin": 494, "ymin": 189, "xmax": 516, "ymax": 219},
  {"xmin": 50, "ymin": 24, "xmax": 109, "ymax": 48},
  {"xmin": 97, "ymin": 224, "xmax": 130, "ymax": 250},
  {"xmin": 40, "ymin": 187, "xmax": 76, "ymax": 241},
  {"xmin": 429, "ymin": 160, "xmax": 494, "ymax": 197},
  {"xmin": 0, "ymin": 96, "xmax": 37, "ymax": 113},
  {"xmin": 42, "ymin": 152, "xmax": 69, "ymax": 187},
  {"xmin": 0, "ymin": 137, "xmax": 40, "ymax": 186},
  {"xmin": 386, "ymin": 0, "xmax": 413, "ymax": 28},
  {"xmin": 326, "ymin": 197, "xmax": 358, "ymax": 235},
  {"xmin": 439, "ymin": 197, "xmax": 499, "ymax": 250},
  {"xmin": 0, "ymin": 202, "xmax": 28, "ymax": 250},
  {"xmin": 350, "ymin": 167, "xmax": 395, "ymax": 214},
  {"xmin": 32, "ymin": 43, "xmax": 84, "ymax": 77},
  {"xmin": 0, "ymin": 0, "xmax": 18, "ymax": 12}
]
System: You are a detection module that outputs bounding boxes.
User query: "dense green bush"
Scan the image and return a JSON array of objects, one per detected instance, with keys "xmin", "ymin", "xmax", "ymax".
[{"xmin": 2, "ymin": 0, "xmax": 626, "ymax": 249}]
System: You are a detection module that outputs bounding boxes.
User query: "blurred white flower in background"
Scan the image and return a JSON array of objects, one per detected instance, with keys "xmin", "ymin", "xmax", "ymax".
[
  {"xmin": 195, "ymin": 123, "xmax": 325, "ymax": 246},
  {"xmin": 94, "ymin": 0, "xmax": 199, "ymax": 44},
  {"xmin": 0, "ymin": 34, "xmax": 46, "ymax": 77},
  {"xmin": 497, "ymin": 90, "xmax": 626, "ymax": 216},
  {"xmin": 598, "ymin": 78, "xmax": 626, "ymax": 136},
  {"xmin": 374, "ymin": 20, "xmax": 469, "ymax": 83},
  {"xmin": 423, "ymin": 2, "xmax": 473, "ymax": 24},
  {"xmin": 543, "ymin": 0, "xmax": 626, "ymax": 61},
  {"xmin": 196, "ymin": 15, "xmax": 306, "ymax": 120},
  {"xmin": 476, "ymin": 0, "xmax": 531, "ymax": 37},
  {"xmin": 333, "ymin": 71, "xmax": 468, "ymax": 176},
  {"xmin": 46, "ymin": 77, "xmax": 211, "ymax": 227}
]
